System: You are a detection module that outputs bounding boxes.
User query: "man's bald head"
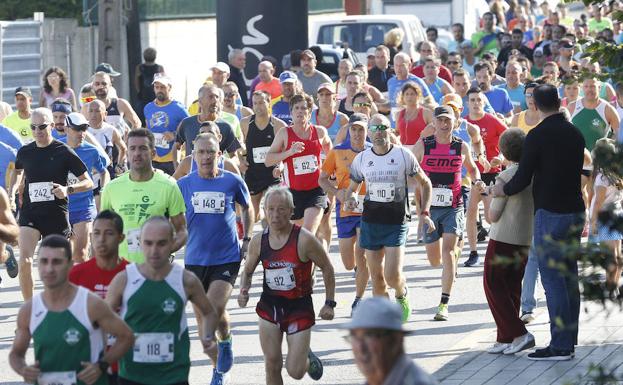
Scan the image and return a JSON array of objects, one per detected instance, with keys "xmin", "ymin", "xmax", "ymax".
[{"xmin": 258, "ymin": 61, "xmax": 274, "ymax": 82}]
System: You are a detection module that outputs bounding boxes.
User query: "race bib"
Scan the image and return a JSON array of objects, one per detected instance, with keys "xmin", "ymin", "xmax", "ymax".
[
  {"xmin": 252, "ymin": 146, "xmax": 270, "ymax": 164},
  {"xmin": 368, "ymin": 182, "xmax": 395, "ymax": 203},
  {"xmin": 265, "ymin": 267, "xmax": 296, "ymax": 291},
  {"xmin": 28, "ymin": 182, "xmax": 54, "ymax": 203},
  {"xmin": 133, "ymin": 332, "xmax": 174, "ymax": 363},
  {"xmin": 349, "ymin": 195, "xmax": 365, "ymax": 214},
  {"xmin": 127, "ymin": 228, "xmax": 141, "ymax": 253},
  {"xmin": 432, "ymin": 187, "xmax": 453, "ymax": 207},
  {"xmin": 192, "ymin": 191, "xmax": 225, "ymax": 214},
  {"xmin": 38, "ymin": 371, "xmax": 76, "ymax": 385},
  {"xmin": 67, "ymin": 172, "xmax": 79, "ymax": 186},
  {"xmin": 293, "ymin": 155, "xmax": 318, "ymax": 175},
  {"xmin": 153, "ymin": 133, "xmax": 170, "ymax": 149}
]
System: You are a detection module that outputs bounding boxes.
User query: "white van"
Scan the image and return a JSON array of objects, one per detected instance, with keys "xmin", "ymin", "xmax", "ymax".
[{"xmin": 309, "ymin": 14, "xmax": 428, "ymax": 63}]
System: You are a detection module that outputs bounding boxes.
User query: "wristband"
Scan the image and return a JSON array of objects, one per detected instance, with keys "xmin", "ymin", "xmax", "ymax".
[
  {"xmin": 97, "ymin": 359, "xmax": 109, "ymax": 373},
  {"xmin": 242, "ymin": 237, "xmax": 251, "ymax": 242},
  {"xmin": 325, "ymin": 299, "xmax": 337, "ymax": 308},
  {"xmin": 420, "ymin": 210, "xmax": 430, "ymax": 217}
]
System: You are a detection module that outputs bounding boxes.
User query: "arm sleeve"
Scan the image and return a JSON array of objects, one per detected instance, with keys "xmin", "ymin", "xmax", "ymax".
[{"xmin": 503, "ymin": 132, "xmax": 538, "ymax": 196}]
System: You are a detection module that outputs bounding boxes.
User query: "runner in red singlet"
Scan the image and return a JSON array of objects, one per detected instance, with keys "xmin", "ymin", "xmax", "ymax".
[
  {"xmin": 396, "ymin": 82, "xmax": 434, "ymax": 148},
  {"xmin": 238, "ymin": 186, "xmax": 335, "ymax": 384},
  {"xmin": 265, "ymin": 94, "xmax": 332, "ymax": 234}
]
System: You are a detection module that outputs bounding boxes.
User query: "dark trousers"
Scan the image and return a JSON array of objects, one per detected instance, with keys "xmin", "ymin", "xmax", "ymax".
[{"xmin": 484, "ymin": 239, "xmax": 529, "ymax": 343}]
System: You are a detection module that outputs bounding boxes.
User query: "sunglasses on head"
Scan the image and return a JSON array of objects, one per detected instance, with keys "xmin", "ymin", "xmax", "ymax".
[
  {"xmin": 30, "ymin": 123, "xmax": 49, "ymax": 130},
  {"xmin": 369, "ymin": 124, "xmax": 390, "ymax": 132},
  {"xmin": 81, "ymin": 96, "xmax": 96, "ymax": 104}
]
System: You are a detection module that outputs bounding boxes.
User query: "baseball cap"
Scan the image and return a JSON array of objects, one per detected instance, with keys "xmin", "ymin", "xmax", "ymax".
[
  {"xmin": 348, "ymin": 113, "xmax": 368, "ymax": 128},
  {"xmin": 95, "ymin": 63, "xmax": 121, "ymax": 76},
  {"xmin": 366, "ymin": 47, "xmax": 376, "ymax": 57},
  {"xmin": 301, "ymin": 49, "xmax": 316, "ymax": 60},
  {"xmin": 343, "ymin": 297, "xmax": 411, "ymax": 333},
  {"xmin": 441, "ymin": 93, "xmax": 463, "ymax": 111},
  {"xmin": 65, "ymin": 112, "xmax": 89, "ymax": 130},
  {"xmin": 434, "ymin": 105, "xmax": 456, "ymax": 119},
  {"xmin": 317, "ymin": 83, "xmax": 335, "ymax": 93},
  {"xmin": 152, "ymin": 73, "xmax": 172, "ymax": 86},
  {"xmin": 211, "ymin": 62, "xmax": 230, "ymax": 73},
  {"xmin": 15, "ymin": 87, "xmax": 32, "ymax": 98},
  {"xmin": 279, "ymin": 71, "xmax": 298, "ymax": 84}
]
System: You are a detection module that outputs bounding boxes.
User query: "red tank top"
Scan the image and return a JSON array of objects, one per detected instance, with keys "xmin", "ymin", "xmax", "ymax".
[
  {"xmin": 284, "ymin": 125, "xmax": 322, "ymax": 191},
  {"xmin": 420, "ymin": 135, "xmax": 464, "ymax": 208},
  {"xmin": 397, "ymin": 108, "xmax": 427, "ymax": 145},
  {"xmin": 260, "ymin": 225, "xmax": 312, "ymax": 299}
]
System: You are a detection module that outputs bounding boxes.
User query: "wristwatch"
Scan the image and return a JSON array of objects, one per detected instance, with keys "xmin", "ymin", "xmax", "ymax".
[
  {"xmin": 67, "ymin": 186, "xmax": 75, "ymax": 195},
  {"xmin": 97, "ymin": 359, "xmax": 109, "ymax": 373},
  {"xmin": 325, "ymin": 299, "xmax": 337, "ymax": 308},
  {"xmin": 242, "ymin": 237, "xmax": 251, "ymax": 242}
]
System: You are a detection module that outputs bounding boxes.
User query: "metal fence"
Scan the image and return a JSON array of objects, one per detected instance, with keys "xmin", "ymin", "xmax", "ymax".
[
  {"xmin": 83, "ymin": 0, "xmax": 343, "ymax": 24},
  {"xmin": 0, "ymin": 14, "xmax": 43, "ymax": 107}
]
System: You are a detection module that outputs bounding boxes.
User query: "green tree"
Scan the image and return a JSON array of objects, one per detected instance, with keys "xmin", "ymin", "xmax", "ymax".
[{"xmin": 0, "ymin": 0, "xmax": 81, "ymax": 21}]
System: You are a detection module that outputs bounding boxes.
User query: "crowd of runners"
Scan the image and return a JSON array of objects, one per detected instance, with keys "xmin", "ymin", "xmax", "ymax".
[{"xmin": 0, "ymin": 1, "xmax": 622, "ymax": 384}]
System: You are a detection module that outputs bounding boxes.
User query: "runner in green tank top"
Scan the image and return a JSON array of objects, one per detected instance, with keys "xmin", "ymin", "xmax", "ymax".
[
  {"xmin": 106, "ymin": 216, "xmax": 217, "ymax": 385},
  {"xmin": 568, "ymin": 78, "xmax": 620, "ymax": 151},
  {"xmin": 9, "ymin": 235, "xmax": 134, "ymax": 385}
]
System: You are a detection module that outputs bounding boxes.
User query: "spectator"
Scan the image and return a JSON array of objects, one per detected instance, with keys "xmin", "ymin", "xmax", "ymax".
[
  {"xmin": 472, "ymin": 12, "xmax": 502, "ymax": 57},
  {"xmin": 498, "ymin": 29, "xmax": 533, "ymax": 73},
  {"xmin": 367, "ymin": 45, "xmax": 395, "ymax": 93},
  {"xmin": 531, "ymin": 47, "xmax": 546, "ymax": 78},
  {"xmin": 228, "ymin": 48, "xmax": 249, "ymax": 106},
  {"xmin": 134, "ymin": 47, "xmax": 164, "ymax": 125},
  {"xmin": 39, "ymin": 67, "xmax": 77, "ymax": 111},
  {"xmin": 384, "ymin": 28, "xmax": 404, "ymax": 65},
  {"xmin": 474, "ymin": 61, "xmax": 513, "ymax": 117},
  {"xmin": 588, "ymin": 4, "xmax": 614, "ymax": 35},
  {"xmin": 254, "ymin": 60, "xmax": 282, "ymax": 101},
  {"xmin": 344, "ymin": 297, "xmax": 438, "ymax": 385},
  {"xmin": 296, "ymin": 49, "xmax": 332, "ymax": 100},
  {"xmin": 448, "ymin": 23, "xmax": 466, "ymax": 53}
]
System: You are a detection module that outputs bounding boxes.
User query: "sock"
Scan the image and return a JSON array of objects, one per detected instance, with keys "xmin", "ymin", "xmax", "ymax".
[{"xmin": 441, "ymin": 293, "xmax": 450, "ymax": 305}]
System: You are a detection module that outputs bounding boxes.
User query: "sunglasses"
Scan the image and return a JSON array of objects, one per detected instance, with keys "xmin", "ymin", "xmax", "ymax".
[
  {"xmin": 224, "ymin": 92, "xmax": 237, "ymax": 98},
  {"xmin": 353, "ymin": 102, "xmax": 372, "ymax": 108},
  {"xmin": 31, "ymin": 123, "xmax": 49, "ymax": 130},
  {"xmin": 525, "ymin": 92, "xmax": 533, "ymax": 97},
  {"xmin": 81, "ymin": 96, "xmax": 96, "ymax": 104},
  {"xmin": 447, "ymin": 61, "xmax": 460, "ymax": 65},
  {"xmin": 369, "ymin": 124, "xmax": 390, "ymax": 132}
]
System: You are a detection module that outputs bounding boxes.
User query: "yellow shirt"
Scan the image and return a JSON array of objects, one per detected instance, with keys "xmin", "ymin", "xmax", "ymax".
[{"xmin": 1, "ymin": 111, "xmax": 31, "ymax": 142}]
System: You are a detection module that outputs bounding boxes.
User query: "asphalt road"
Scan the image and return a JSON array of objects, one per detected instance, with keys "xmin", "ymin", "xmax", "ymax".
[{"xmin": 0, "ymin": 218, "xmax": 546, "ymax": 385}]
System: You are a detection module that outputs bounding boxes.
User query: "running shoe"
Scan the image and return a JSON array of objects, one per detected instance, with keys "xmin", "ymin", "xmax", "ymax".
[
  {"xmin": 434, "ymin": 303, "xmax": 449, "ymax": 321},
  {"xmin": 396, "ymin": 287, "xmax": 411, "ymax": 322},
  {"xmin": 4, "ymin": 245, "xmax": 18, "ymax": 278},
  {"xmin": 487, "ymin": 342, "xmax": 510, "ymax": 354},
  {"xmin": 307, "ymin": 350, "xmax": 323, "ymax": 380},
  {"xmin": 464, "ymin": 251, "xmax": 479, "ymax": 267},
  {"xmin": 210, "ymin": 368, "xmax": 226, "ymax": 385},
  {"xmin": 351, "ymin": 297, "xmax": 361, "ymax": 318},
  {"xmin": 216, "ymin": 335, "xmax": 233, "ymax": 373}
]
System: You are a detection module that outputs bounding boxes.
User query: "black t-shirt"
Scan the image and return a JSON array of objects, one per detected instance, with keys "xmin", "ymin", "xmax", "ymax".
[
  {"xmin": 176, "ymin": 115, "xmax": 241, "ymax": 155},
  {"xmin": 15, "ymin": 140, "xmax": 87, "ymax": 211}
]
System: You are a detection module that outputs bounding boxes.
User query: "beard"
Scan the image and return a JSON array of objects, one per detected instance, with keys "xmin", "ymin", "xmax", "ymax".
[{"xmin": 156, "ymin": 93, "xmax": 166, "ymax": 102}]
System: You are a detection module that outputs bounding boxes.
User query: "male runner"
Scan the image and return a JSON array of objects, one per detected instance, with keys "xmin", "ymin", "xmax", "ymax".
[
  {"xmin": 241, "ymin": 91, "xmax": 286, "ymax": 222},
  {"xmin": 9, "ymin": 234, "xmax": 134, "ymax": 385},
  {"xmin": 344, "ymin": 114, "xmax": 435, "ymax": 322},
  {"xmin": 106, "ymin": 216, "xmax": 218, "ymax": 385},
  {"xmin": 69, "ymin": 210, "xmax": 129, "ymax": 383},
  {"xmin": 92, "ymin": 71, "xmax": 141, "ymax": 132},
  {"xmin": 271, "ymin": 71, "xmax": 300, "ymax": 125},
  {"xmin": 238, "ymin": 186, "xmax": 336, "ymax": 384},
  {"xmin": 61, "ymin": 112, "xmax": 110, "ymax": 262},
  {"xmin": 12, "ymin": 108, "xmax": 94, "ymax": 300},
  {"xmin": 567, "ymin": 77, "xmax": 619, "ymax": 151},
  {"xmin": 265, "ymin": 93, "xmax": 332, "ymax": 234},
  {"xmin": 100, "ymin": 128, "xmax": 187, "ymax": 263},
  {"xmin": 177, "ymin": 133, "xmax": 254, "ymax": 384},
  {"xmin": 414, "ymin": 105, "xmax": 484, "ymax": 320},
  {"xmin": 319, "ymin": 113, "xmax": 371, "ymax": 314},
  {"xmin": 144, "ymin": 74, "xmax": 189, "ymax": 175},
  {"xmin": 465, "ymin": 87, "xmax": 507, "ymax": 266},
  {"xmin": 0, "ymin": 187, "xmax": 19, "ymax": 283}
]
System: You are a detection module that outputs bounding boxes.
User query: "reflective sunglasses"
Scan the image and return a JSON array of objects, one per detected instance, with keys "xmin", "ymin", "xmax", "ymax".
[
  {"xmin": 30, "ymin": 123, "xmax": 49, "ymax": 130},
  {"xmin": 369, "ymin": 124, "xmax": 390, "ymax": 132}
]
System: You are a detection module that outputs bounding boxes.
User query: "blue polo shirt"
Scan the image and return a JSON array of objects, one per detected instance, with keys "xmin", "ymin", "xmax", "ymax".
[
  {"xmin": 144, "ymin": 100, "xmax": 189, "ymax": 163},
  {"xmin": 484, "ymin": 87, "xmax": 514, "ymax": 115},
  {"xmin": 0, "ymin": 124, "xmax": 23, "ymax": 151},
  {"xmin": 0, "ymin": 142, "xmax": 17, "ymax": 190}
]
